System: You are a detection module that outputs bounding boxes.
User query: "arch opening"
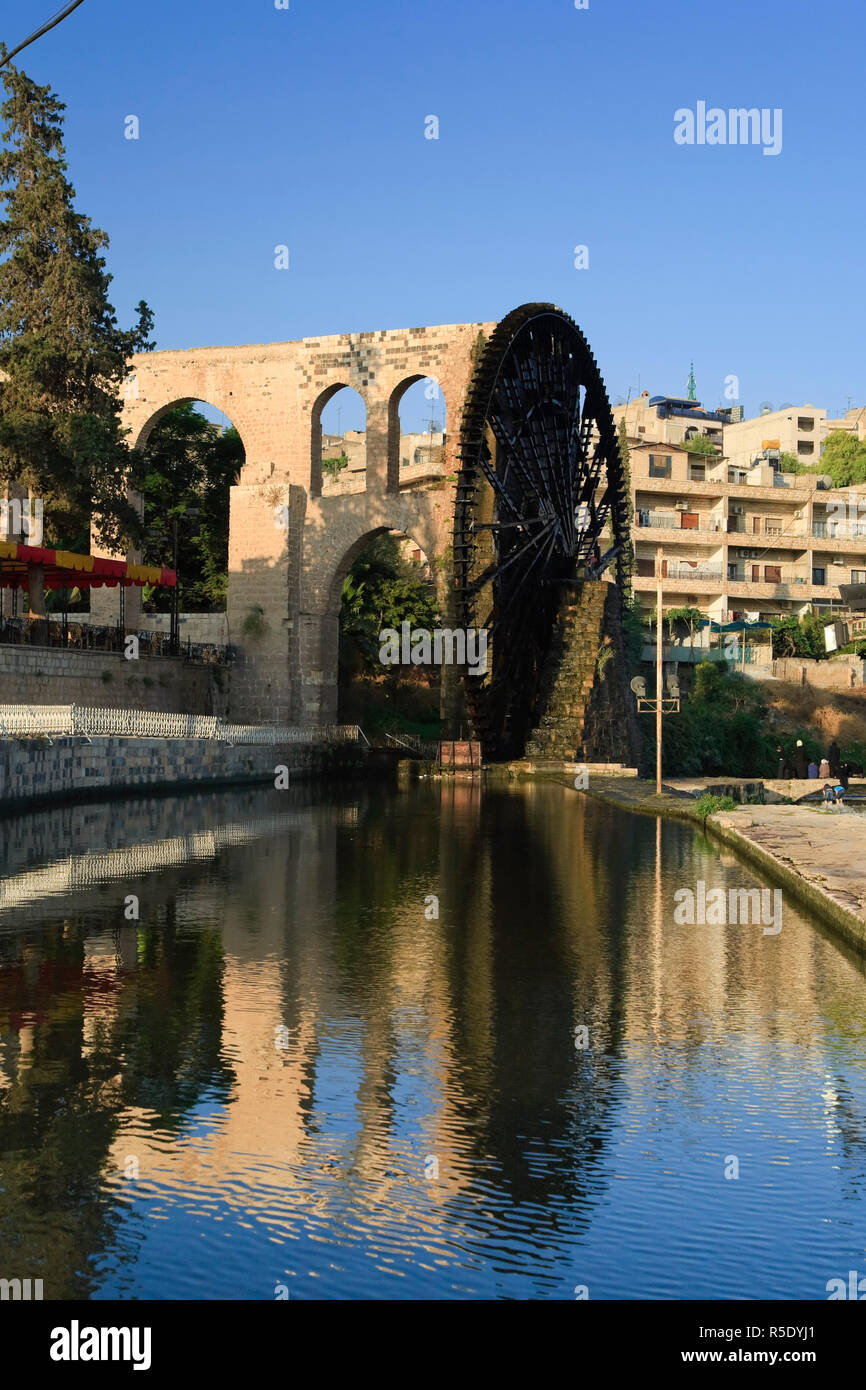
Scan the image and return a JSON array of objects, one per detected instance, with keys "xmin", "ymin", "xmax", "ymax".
[
  {"xmin": 312, "ymin": 385, "xmax": 367, "ymax": 497},
  {"xmin": 388, "ymin": 377, "xmax": 447, "ymax": 493},
  {"xmin": 333, "ymin": 528, "xmax": 442, "ymax": 738},
  {"xmin": 133, "ymin": 399, "xmax": 245, "ymax": 648}
]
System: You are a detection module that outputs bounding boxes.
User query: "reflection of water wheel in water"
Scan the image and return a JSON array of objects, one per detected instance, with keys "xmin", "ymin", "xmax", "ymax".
[{"xmin": 453, "ymin": 303, "xmax": 631, "ymax": 760}]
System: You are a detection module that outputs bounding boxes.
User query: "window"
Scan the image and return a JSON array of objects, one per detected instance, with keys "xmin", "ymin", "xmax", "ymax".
[
  {"xmin": 852, "ymin": 570, "xmax": 866, "ymax": 584},
  {"xmin": 797, "ymin": 417, "xmax": 815, "ymax": 432},
  {"xmin": 812, "ymin": 567, "xmax": 826, "ymax": 585},
  {"xmin": 764, "ymin": 565, "xmax": 782, "ymax": 584},
  {"xmin": 649, "ymin": 454, "xmax": 672, "ymax": 478},
  {"xmin": 797, "ymin": 440, "xmax": 815, "ymax": 455},
  {"xmin": 636, "ymin": 557, "xmax": 655, "ymax": 577},
  {"xmin": 689, "ymin": 465, "xmax": 705, "ymax": 482}
]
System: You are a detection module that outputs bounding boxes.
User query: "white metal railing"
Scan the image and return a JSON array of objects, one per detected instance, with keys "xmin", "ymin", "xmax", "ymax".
[
  {"xmin": 635, "ymin": 510, "xmax": 725, "ymax": 533},
  {"xmin": 666, "ymin": 563, "xmax": 724, "ymax": 581},
  {"xmin": 0, "ymin": 705, "xmax": 361, "ymax": 744}
]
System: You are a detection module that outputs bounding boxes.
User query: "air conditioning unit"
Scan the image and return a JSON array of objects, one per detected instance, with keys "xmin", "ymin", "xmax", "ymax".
[
  {"xmin": 731, "ymin": 505, "xmax": 745, "ymax": 515},
  {"xmin": 674, "ymin": 501, "xmax": 688, "ymax": 510}
]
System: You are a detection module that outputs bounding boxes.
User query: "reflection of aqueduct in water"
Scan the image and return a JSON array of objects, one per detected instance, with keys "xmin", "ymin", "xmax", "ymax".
[{"xmin": 103, "ymin": 304, "xmax": 637, "ymax": 762}]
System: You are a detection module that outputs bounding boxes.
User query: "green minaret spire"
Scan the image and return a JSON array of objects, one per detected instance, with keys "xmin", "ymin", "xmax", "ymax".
[{"xmin": 687, "ymin": 362, "xmax": 697, "ymax": 401}]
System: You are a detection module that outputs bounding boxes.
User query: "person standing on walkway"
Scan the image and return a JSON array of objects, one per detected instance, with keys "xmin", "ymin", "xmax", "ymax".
[
  {"xmin": 829, "ymin": 740, "xmax": 841, "ymax": 777},
  {"xmin": 776, "ymin": 744, "xmax": 787, "ymax": 778},
  {"xmin": 794, "ymin": 740, "xmax": 808, "ymax": 778},
  {"xmin": 819, "ymin": 756, "xmax": 831, "ymax": 778}
]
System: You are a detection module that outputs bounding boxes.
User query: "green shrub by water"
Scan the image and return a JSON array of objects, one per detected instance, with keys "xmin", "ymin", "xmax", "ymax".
[{"xmin": 694, "ymin": 793, "xmax": 737, "ymax": 817}]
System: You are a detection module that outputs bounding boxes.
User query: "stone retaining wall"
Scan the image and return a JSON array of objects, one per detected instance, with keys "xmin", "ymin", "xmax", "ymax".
[
  {"xmin": 0, "ymin": 736, "xmax": 364, "ymax": 808},
  {"xmin": 769, "ymin": 655, "xmax": 866, "ymax": 688},
  {"xmin": 0, "ymin": 646, "xmax": 221, "ymax": 714}
]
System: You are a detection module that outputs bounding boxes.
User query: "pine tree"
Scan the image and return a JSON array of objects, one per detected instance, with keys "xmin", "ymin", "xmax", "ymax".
[{"xmin": 0, "ymin": 58, "xmax": 153, "ymax": 609}]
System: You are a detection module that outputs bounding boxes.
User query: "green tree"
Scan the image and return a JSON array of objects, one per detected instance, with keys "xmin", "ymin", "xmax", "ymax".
[
  {"xmin": 680, "ymin": 434, "xmax": 718, "ymax": 455},
  {"xmin": 819, "ymin": 430, "xmax": 866, "ymax": 487},
  {"xmin": 778, "ymin": 450, "xmax": 815, "ymax": 475},
  {"xmin": 323, "ymin": 454, "xmax": 349, "ymax": 481},
  {"xmin": 339, "ymin": 535, "xmax": 438, "ymax": 672},
  {"xmin": 641, "ymin": 661, "xmax": 777, "ymax": 777},
  {"xmin": 139, "ymin": 404, "xmax": 243, "ymax": 610},
  {"xmin": 0, "ymin": 60, "xmax": 154, "ymax": 612},
  {"xmin": 771, "ymin": 612, "xmax": 826, "ymax": 659}
]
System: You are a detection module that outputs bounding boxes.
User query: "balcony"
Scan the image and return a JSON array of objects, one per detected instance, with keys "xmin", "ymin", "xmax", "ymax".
[
  {"xmin": 727, "ymin": 515, "xmax": 808, "ymax": 538},
  {"xmin": 727, "ymin": 566, "xmax": 810, "ymax": 586},
  {"xmin": 634, "ymin": 509, "xmax": 725, "ymax": 533},
  {"xmin": 813, "ymin": 521, "xmax": 866, "ymax": 541},
  {"xmin": 665, "ymin": 562, "xmax": 724, "ymax": 581}
]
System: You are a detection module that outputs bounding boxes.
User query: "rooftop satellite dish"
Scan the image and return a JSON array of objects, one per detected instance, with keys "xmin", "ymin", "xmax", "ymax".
[
  {"xmin": 816, "ymin": 474, "xmax": 833, "ymax": 490},
  {"xmin": 759, "ymin": 402, "xmax": 773, "ymax": 415},
  {"xmin": 779, "ymin": 402, "xmax": 793, "ymax": 410},
  {"xmin": 630, "ymin": 676, "xmax": 646, "ymax": 698}
]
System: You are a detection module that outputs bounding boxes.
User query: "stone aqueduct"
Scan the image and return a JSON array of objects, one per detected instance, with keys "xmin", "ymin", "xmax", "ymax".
[{"xmin": 99, "ymin": 318, "xmax": 497, "ymax": 726}]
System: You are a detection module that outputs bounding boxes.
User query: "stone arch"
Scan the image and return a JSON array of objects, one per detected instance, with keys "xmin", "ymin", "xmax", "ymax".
[
  {"xmin": 310, "ymin": 383, "xmax": 367, "ymax": 499},
  {"xmin": 324, "ymin": 525, "xmax": 392, "ymax": 619},
  {"xmin": 122, "ymin": 375, "xmax": 254, "ymax": 470},
  {"xmin": 314, "ymin": 521, "xmax": 439, "ymax": 725},
  {"xmin": 387, "ymin": 375, "xmax": 447, "ymax": 493},
  {"xmin": 91, "ymin": 395, "xmax": 247, "ymax": 629}
]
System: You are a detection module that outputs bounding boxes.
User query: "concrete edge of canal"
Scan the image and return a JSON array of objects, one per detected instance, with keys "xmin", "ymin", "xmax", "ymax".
[{"xmin": 576, "ymin": 774, "xmax": 866, "ymax": 957}]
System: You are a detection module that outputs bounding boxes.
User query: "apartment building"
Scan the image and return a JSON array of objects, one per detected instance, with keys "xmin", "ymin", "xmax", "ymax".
[
  {"xmin": 628, "ymin": 442, "xmax": 866, "ymax": 623},
  {"xmin": 722, "ymin": 405, "xmax": 866, "ymax": 471},
  {"xmin": 613, "ymin": 391, "xmax": 737, "ymax": 451}
]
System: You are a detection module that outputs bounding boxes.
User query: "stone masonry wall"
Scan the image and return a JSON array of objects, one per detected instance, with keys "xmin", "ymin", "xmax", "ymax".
[
  {"xmin": 0, "ymin": 646, "xmax": 220, "ymax": 715},
  {"xmin": 0, "ymin": 736, "xmax": 365, "ymax": 808},
  {"xmin": 93, "ymin": 318, "xmax": 495, "ymax": 723},
  {"xmin": 769, "ymin": 655, "xmax": 866, "ymax": 689},
  {"xmin": 525, "ymin": 581, "xmax": 643, "ymax": 767}
]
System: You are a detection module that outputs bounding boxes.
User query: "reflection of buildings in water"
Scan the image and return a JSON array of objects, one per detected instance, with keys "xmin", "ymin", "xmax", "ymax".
[{"xmin": 5, "ymin": 780, "xmax": 863, "ymax": 1294}]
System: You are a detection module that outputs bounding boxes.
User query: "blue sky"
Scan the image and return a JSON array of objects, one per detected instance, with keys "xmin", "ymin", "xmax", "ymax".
[{"xmin": 2, "ymin": 0, "xmax": 865, "ymax": 433}]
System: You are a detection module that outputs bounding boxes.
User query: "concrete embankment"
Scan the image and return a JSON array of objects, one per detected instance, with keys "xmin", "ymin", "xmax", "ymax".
[
  {"xmin": 0, "ymin": 736, "xmax": 368, "ymax": 811},
  {"xmin": 579, "ymin": 775, "xmax": 866, "ymax": 955}
]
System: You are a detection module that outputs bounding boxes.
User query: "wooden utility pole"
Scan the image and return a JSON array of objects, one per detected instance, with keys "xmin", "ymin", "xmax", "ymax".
[{"xmin": 656, "ymin": 546, "xmax": 663, "ymax": 794}]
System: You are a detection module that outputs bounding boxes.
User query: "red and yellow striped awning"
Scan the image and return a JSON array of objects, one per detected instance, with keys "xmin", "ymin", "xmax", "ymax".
[{"xmin": 0, "ymin": 541, "xmax": 176, "ymax": 590}]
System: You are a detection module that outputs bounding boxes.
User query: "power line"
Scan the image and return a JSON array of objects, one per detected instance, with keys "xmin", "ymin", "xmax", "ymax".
[{"xmin": 1, "ymin": 1, "xmax": 87, "ymax": 70}]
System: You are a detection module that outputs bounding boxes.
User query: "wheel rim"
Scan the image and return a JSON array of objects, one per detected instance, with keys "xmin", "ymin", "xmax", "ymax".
[{"xmin": 454, "ymin": 303, "xmax": 631, "ymax": 759}]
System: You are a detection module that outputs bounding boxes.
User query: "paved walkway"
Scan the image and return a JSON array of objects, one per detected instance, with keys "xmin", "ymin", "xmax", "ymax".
[{"xmin": 711, "ymin": 804, "xmax": 866, "ymax": 930}]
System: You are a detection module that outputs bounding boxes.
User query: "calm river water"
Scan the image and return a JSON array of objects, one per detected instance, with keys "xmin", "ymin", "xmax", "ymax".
[{"xmin": 1, "ymin": 780, "xmax": 865, "ymax": 1300}]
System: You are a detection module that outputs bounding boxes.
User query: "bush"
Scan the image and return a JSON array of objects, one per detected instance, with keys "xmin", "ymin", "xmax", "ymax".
[
  {"xmin": 641, "ymin": 661, "xmax": 778, "ymax": 777},
  {"xmin": 694, "ymin": 793, "xmax": 737, "ymax": 816}
]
